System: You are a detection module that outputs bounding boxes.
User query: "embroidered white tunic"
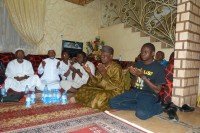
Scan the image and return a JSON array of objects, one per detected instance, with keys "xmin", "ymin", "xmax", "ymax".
[
  {"xmin": 59, "ymin": 60, "xmax": 71, "ymax": 80},
  {"xmin": 38, "ymin": 58, "xmax": 60, "ymax": 90},
  {"xmin": 5, "ymin": 59, "xmax": 41, "ymax": 92}
]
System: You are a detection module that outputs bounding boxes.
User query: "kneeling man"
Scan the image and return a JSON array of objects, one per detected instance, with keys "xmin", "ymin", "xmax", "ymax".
[{"xmin": 5, "ymin": 49, "xmax": 41, "ymax": 92}]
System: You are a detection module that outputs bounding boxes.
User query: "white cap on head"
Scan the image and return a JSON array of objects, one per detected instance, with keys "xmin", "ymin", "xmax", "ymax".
[{"xmin": 14, "ymin": 48, "xmax": 24, "ymax": 53}]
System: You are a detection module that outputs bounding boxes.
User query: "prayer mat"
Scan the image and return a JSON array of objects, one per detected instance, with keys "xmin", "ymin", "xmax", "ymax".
[
  {"xmin": 5, "ymin": 111, "xmax": 152, "ymax": 133},
  {"xmin": 0, "ymin": 101, "xmax": 97, "ymax": 132}
]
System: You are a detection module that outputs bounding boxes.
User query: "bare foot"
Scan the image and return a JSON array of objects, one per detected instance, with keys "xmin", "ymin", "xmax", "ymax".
[{"xmin": 68, "ymin": 97, "xmax": 76, "ymax": 104}]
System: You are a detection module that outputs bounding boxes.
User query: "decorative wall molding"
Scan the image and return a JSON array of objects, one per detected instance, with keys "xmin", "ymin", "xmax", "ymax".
[{"xmin": 101, "ymin": 0, "xmax": 177, "ymax": 47}]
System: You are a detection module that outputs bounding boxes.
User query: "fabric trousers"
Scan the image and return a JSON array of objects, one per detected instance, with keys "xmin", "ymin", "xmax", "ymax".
[{"xmin": 109, "ymin": 89, "xmax": 163, "ymax": 120}]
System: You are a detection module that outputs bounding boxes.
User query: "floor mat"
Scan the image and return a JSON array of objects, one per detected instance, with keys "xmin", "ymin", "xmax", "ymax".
[
  {"xmin": 0, "ymin": 101, "xmax": 97, "ymax": 132},
  {"xmin": 7, "ymin": 112, "xmax": 150, "ymax": 133}
]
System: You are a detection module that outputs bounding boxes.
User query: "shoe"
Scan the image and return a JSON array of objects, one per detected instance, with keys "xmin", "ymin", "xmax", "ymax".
[
  {"xmin": 162, "ymin": 102, "xmax": 178, "ymax": 113},
  {"xmin": 166, "ymin": 107, "xmax": 179, "ymax": 121},
  {"xmin": 179, "ymin": 104, "xmax": 195, "ymax": 112}
]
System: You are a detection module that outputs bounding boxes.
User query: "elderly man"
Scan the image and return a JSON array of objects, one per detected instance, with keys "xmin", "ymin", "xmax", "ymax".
[
  {"xmin": 74, "ymin": 45, "xmax": 125, "ymax": 111},
  {"xmin": 38, "ymin": 50, "xmax": 60, "ymax": 91},
  {"xmin": 5, "ymin": 49, "xmax": 41, "ymax": 92}
]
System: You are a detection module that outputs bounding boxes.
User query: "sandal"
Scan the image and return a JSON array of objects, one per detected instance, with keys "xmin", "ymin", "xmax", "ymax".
[{"xmin": 179, "ymin": 104, "xmax": 195, "ymax": 112}]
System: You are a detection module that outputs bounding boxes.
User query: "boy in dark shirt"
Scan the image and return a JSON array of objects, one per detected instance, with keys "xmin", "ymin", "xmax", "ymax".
[{"xmin": 109, "ymin": 43, "xmax": 166, "ymax": 120}]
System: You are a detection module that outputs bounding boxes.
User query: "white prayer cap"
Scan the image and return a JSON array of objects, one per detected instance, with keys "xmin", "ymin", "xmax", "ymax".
[{"xmin": 14, "ymin": 48, "xmax": 25, "ymax": 54}]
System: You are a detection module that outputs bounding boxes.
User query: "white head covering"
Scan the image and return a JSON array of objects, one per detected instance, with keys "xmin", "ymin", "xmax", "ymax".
[
  {"xmin": 14, "ymin": 48, "xmax": 25, "ymax": 55},
  {"xmin": 14, "ymin": 48, "xmax": 24, "ymax": 53}
]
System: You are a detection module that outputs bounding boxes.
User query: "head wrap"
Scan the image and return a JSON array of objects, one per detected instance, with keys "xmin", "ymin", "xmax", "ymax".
[{"xmin": 101, "ymin": 45, "xmax": 114, "ymax": 55}]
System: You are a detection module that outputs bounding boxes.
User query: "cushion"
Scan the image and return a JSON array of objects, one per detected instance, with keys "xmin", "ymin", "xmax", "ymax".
[
  {"xmin": 26, "ymin": 54, "xmax": 48, "ymax": 73},
  {"xmin": 0, "ymin": 52, "xmax": 15, "ymax": 68}
]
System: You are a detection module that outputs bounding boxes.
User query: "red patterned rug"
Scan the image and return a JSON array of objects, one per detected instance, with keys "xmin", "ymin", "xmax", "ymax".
[
  {"xmin": 0, "ymin": 100, "xmax": 97, "ymax": 132},
  {"xmin": 0, "ymin": 101, "xmax": 151, "ymax": 133}
]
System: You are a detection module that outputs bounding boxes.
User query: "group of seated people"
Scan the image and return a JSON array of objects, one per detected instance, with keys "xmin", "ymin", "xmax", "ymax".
[{"xmin": 0, "ymin": 43, "xmax": 178, "ymax": 120}]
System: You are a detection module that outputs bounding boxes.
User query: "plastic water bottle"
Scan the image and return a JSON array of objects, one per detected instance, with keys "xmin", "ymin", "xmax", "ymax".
[
  {"xmin": 61, "ymin": 91, "xmax": 67, "ymax": 105},
  {"xmin": 52, "ymin": 89, "xmax": 56, "ymax": 103},
  {"xmin": 56, "ymin": 89, "xmax": 61, "ymax": 103},
  {"xmin": 1, "ymin": 86, "xmax": 7, "ymax": 97},
  {"xmin": 26, "ymin": 94, "xmax": 31, "ymax": 108},
  {"xmin": 118, "ymin": 55, "xmax": 122, "ymax": 61},
  {"xmin": 44, "ymin": 84, "xmax": 48, "ymax": 93},
  {"xmin": 48, "ymin": 91, "xmax": 52, "ymax": 104},
  {"xmin": 30, "ymin": 92, "xmax": 36, "ymax": 104},
  {"xmin": 25, "ymin": 85, "xmax": 29, "ymax": 94}
]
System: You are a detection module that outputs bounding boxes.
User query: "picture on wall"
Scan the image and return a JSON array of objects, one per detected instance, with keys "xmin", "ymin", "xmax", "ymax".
[
  {"xmin": 63, "ymin": 41, "xmax": 83, "ymax": 49},
  {"xmin": 62, "ymin": 40, "xmax": 83, "ymax": 57}
]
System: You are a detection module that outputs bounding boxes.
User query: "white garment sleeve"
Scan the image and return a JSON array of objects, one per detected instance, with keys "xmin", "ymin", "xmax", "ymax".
[
  {"xmin": 5, "ymin": 61, "xmax": 15, "ymax": 78},
  {"xmin": 89, "ymin": 62, "xmax": 95, "ymax": 76},
  {"xmin": 38, "ymin": 62, "xmax": 44, "ymax": 75},
  {"xmin": 26, "ymin": 62, "xmax": 34, "ymax": 76}
]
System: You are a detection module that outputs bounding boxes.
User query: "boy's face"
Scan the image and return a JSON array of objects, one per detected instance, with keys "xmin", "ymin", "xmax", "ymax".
[
  {"xmin": 62, "ymin": 52, "xmax": 69, "ymax": 60},
  {"xmin": 140, "ymin": 46, "xmax": 154, "ymax": 61},
  {"xmin": 156, "ymin": 52, "xmax": 164, "ymax": 61},
  {"xmin": 48, "ymin": 50, "xmax": 56, "ymax": 59},
  {"xmin": 77, "ymin": 54, "xmax": 84, "ymax": 64}
]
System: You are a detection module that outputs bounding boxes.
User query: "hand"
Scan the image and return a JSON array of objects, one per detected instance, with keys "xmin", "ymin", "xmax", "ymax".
[
  {"xmin": 24, "ymin": 75, "xmax": 29, "ymax": 79},
  {"xmin": 64, "ymin": 68, "xmax": 70, "ymax": 77},
  {"xmin": 70, "ymin": 66, "xmax": 76, "ymax": 73},
  {"xmin": 14, "ymin": 76, "xmax": 21, "ymax": 81},
  {"xmin": 57, "ymin": 61, "xmax": 60, "ymax": 68},
  {"xmin": 72, "ymin": 72, "xmax": 76, "ymax": 80},
  {"xmin": 97, "ymin": 63, "xmax": 107, "ymax": 76},
  {"xmin": 129, "ymin": 66, "xmax": 143, "ymax": 77},
  {"xmin": 42, "ymin": 61, "xmax": 46, "ymax": 68},
  {"xmin": 76, "ymin": 69, "xmax": 80, "ymax": 74},
  {"xmin": 83, "ymin": 64, "xmax": 91, "ymax": 74}
]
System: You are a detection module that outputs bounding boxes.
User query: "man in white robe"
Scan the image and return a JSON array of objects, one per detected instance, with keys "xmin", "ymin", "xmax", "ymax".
[
  {"xmin": 61, "ymin": 51, "xmax": 95, "ymax": 93},
  {"xmin": 38, "ymin": 50, "xmax": 60, "ymax": 91},
  {"xmin": 58, "ymin": 51, "xmax": 72, "ymax": 80},
  {"xmin": 5, "ymin": 49, "xmax": 41, "ymax": 92}
]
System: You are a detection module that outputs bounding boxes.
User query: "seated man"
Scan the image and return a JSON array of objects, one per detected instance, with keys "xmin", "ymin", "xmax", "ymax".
[
  {"xmin": 60, "ymin": 51, "xmax": 95, "ymax": 93},
  {"xmin": 38, "ymin": 50, "xmax": 60, "ymax": 91},
  {"xmin": 58, "ymin": 50, "xmax": 72, "ymax": 81},
  {"xmin": 5, "ymin": 49, "xmax": 41, "ymax": 92},
  {"xmin": 109, "ymin": 43, "xmax": 165, "ymax": 120},
  {"xmin": 155, "ymin": 51, "xmax": 168, "ymax": 67},
  {"xmin": 74, "ymin": 46, "xmax": 125, "ymax": 111},
  {"xmin": 0, "ymin": 60, "xmax": 5, "ymax": 85}
]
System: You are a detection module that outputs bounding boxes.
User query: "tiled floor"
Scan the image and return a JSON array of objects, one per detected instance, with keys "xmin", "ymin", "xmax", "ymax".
[{"xmin": 111, "ymin": 107, "xmax": 200, "ymax": 133}]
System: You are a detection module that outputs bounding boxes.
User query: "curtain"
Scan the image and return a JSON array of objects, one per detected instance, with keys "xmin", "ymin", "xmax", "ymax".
[{"xmin": 4, "ymin": 0, "xmax": 46, "ymax": 45}]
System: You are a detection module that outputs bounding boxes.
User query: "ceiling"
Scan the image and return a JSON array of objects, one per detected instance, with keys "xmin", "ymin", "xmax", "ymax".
[{"xmin": 65, "ymin": 0, "xmax": 94, "ymax": 6}]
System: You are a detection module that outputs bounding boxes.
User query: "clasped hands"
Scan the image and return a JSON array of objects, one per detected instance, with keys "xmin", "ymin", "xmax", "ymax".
[
  {"xmin": 83, "ymin": 63, "xmax": 107, "ymax": 76},
  {"xmin": 129, "ymin": 66, "xmax": 145, "ymax": 79},
  {"xmin": 14, "ymin": 75, "xmax": 29, "ymax": 81}
]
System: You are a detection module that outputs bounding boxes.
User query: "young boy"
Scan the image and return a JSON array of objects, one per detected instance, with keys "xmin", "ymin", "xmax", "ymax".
[
  {"xmin": 155, "ymin": 51, "xmax": 168, "ymax": 67},
  {"xmin": 109, "ymin": 43, "xmax": 166, "ymax": 120},
  {"xmin": 58, "ymin": 51, "xmax": 72, "ymax": 80}
]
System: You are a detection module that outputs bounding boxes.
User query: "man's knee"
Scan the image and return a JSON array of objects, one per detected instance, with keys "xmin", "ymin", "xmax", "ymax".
[
  {"xmin": 109, "ymin": 97, "xmax": 117, "ymax": 109},
  {"xmin": 135, "ymin": 110, "xmax": 150, "ymax": 120}
]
